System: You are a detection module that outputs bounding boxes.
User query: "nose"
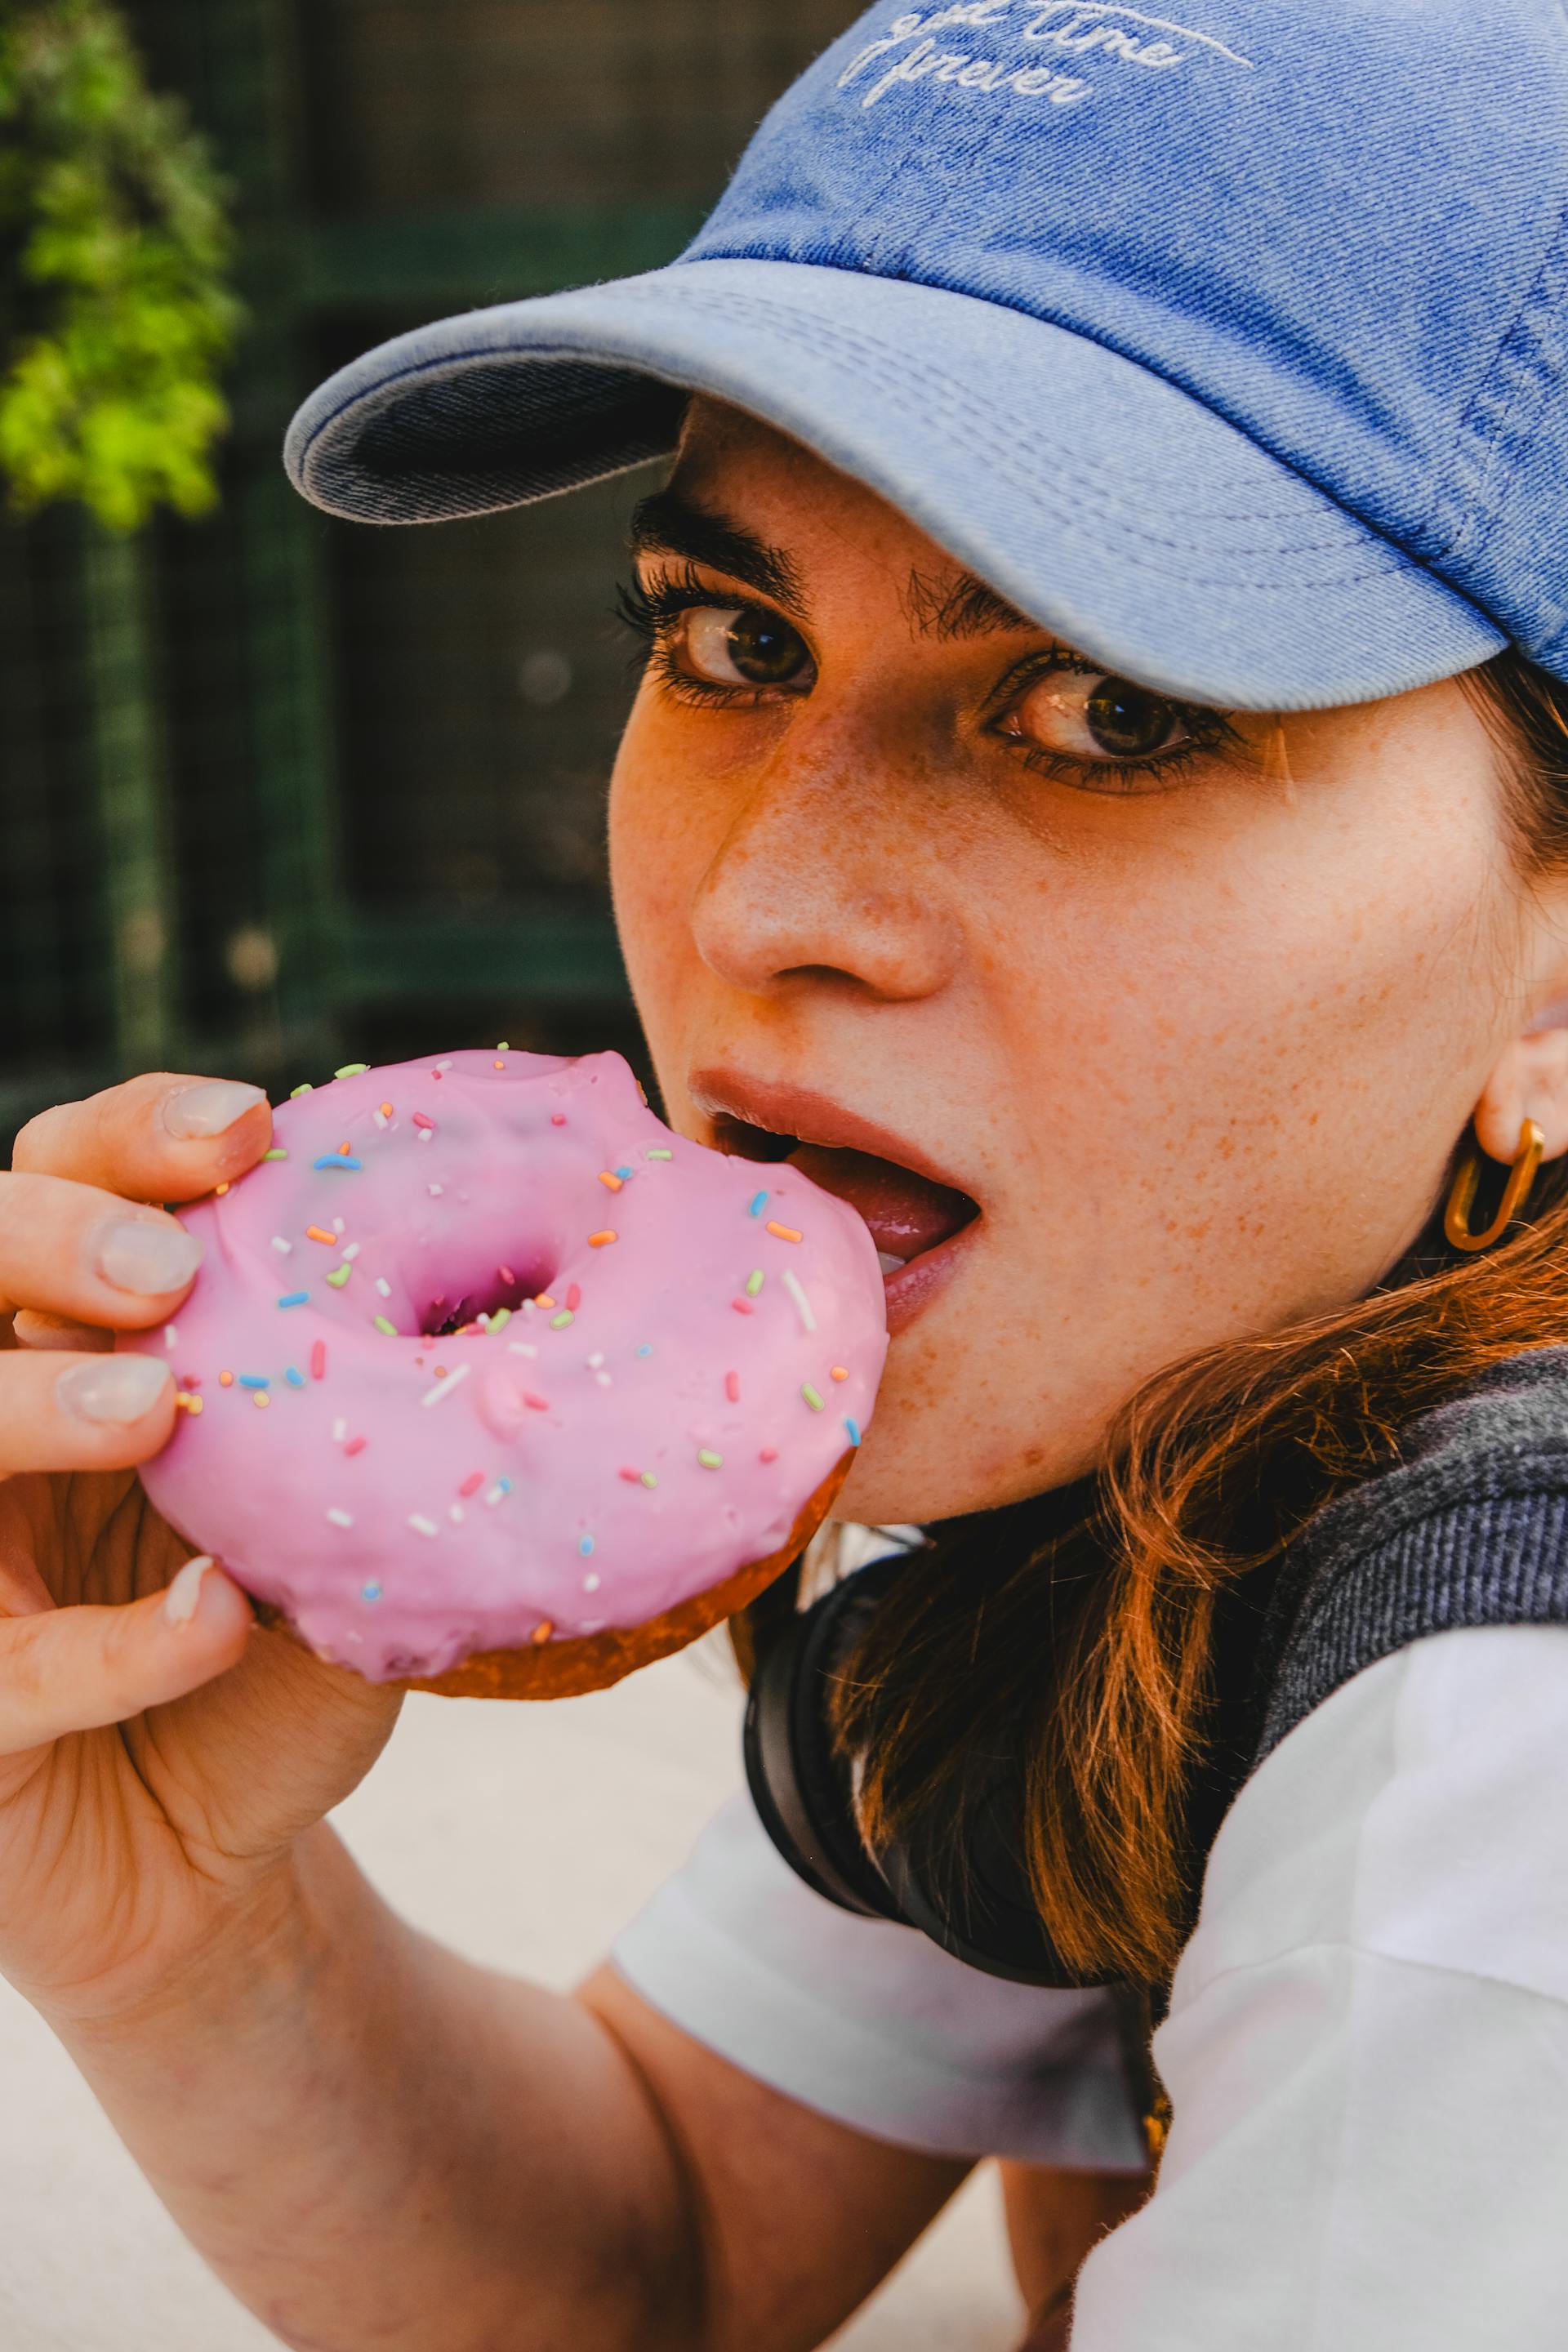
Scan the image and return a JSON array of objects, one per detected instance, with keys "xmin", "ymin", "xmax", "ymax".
[{"xmin": 689, "ymin": 733, "xmax": 960, "ymax": 1004}]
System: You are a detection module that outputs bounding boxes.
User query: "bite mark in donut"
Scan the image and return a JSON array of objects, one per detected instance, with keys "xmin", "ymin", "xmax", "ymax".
[{"xmin": 122, "ymin": 1052, "xmax": 887, "ymax": 1691}]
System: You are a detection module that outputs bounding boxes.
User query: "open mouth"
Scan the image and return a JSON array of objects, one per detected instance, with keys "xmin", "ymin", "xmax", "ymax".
[{"xmin": 697, "ymin": 1077, "xmax": 981, "ymax": 1326}]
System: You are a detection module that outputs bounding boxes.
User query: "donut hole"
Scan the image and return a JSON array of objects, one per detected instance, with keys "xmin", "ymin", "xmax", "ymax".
[{"xmin": 418, "ymin": 1256, "xmax": 554, "ymax": 1339}]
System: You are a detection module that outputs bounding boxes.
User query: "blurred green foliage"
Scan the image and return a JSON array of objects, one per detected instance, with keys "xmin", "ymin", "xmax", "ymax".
[{"xmin": 0, "ymin": 0, "xmax": 241, "ymax": 532}]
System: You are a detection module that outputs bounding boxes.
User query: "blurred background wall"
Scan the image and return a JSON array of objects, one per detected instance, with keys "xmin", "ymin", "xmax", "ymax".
[{"xmin": 1, "ymin": 0, "xmax": 853, "ymax": 1153}]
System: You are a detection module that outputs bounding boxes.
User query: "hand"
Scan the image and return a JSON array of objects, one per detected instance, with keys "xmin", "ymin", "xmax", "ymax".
[{"xmin": 0, "ymin": 1075, "xmax": 402, "ymax": 2029}]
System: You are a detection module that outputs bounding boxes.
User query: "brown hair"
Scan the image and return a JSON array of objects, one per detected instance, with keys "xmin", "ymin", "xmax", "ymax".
[{"xmin": 751, "ymin": 650, "xmax": 1568, "ymax": 1988}]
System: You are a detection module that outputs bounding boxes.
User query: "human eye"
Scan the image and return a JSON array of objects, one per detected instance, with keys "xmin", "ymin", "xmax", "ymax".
[
  {"xmin": 992, "ymin": 651, "xmax": 1239, "ymax": 794},
  {"xmin": 616, "ymin": 565, "xmax": 815, "ymax": 703}
]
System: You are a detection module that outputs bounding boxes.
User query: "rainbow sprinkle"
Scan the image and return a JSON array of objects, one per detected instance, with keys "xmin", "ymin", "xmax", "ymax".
[
  {"xmin": 588, "ymin": 1231, "xmax": 617, "ymax": 1248},
  {"xmin": 746, "ymin": 1268, "xmax": 765, "ymax": 1296},
  {"xmin": 289, "ymin": 1085, "xmax": 313, "ymax": 1099},
  {"xmin": 372, "ymin": 1315, "xmax": 398, "ymax": 1337},
  {"xmin": 327, "ymin": 1264, "xmax": 353, "ymax": 1289},
  {"xmin": 278, "ymin": 1290, "xmax": 309, "ymax": 1309},
  {"xmin": 311, "ymin": 1342, "xmax": 327, "ymax": 1379},
  {"xmin": 550, "ymin": 1309, "xmax": 575, "ymax": 1330},
  {"xmin": 335, "ymin": 1062, "xmax": 368, "ymax": 1079},
  {"xmin": 306, "ymin": 1225, "xmax": 336, "ymax": 1245},
  {"xmin": 285, "ymin": 1367, "xmax": 305, "ymax": 1389},
  {"xmin": 647, "ymin": 1148, "xmax": 673, "ymax": 1160},
  {"xmin": 362, "ymin": 1580, "xmax": 382, "ymax": 1601},
  {"xmin": 782, "ymin": 1270, "xmax": 816, "ymax": 1332},
  {"xmin": 697, "ymin": 1450, "xmax": 724, "ymax": 1470},
  {"xmin": 264, "ymin": 1148, "xmax": 288, "ymax": 1162},
  {"xmin": 802, "ymin": 1383, "xmax": 825, "ymax": 1412},
  {"xmin": 767, "ymin": 1221, "xmax": 803, "ymax": 1244},
  {"xmin": 314, "ymin": 1154, "xmax": 363, "ymax": 1172},
  {"xmin": 579, "ymin": 1535, "xmax": 595, "ymax": 1557},
  {"xmin": 726, "ymin": 1370, "xmax": 742, "ymax": 1403},
  {"xmin": 327, "ymin": 1508, "xmax": 354, "ymax": 1529},
  {"xmin": 484, "ymin": 1477, "xmax": 514, "ymax": 1507},
  {"xmin": 238, "ymin": 1374, "xmax": 270, "ymax": 1391},
  {"xmin": 845, "ymin": 1418, "xmax": 862, "ymax": 1446},
  {"xmin": 421, "ymin": 1365, "xmax": 470, "ymax": 1407},
  {"xmin": 408, "ymin": 1514, "xmax": 439, "ymax": 1539},
  {"xmin": 749, "ymin": 1191, "xmax": 768, "ymax": 1218}
]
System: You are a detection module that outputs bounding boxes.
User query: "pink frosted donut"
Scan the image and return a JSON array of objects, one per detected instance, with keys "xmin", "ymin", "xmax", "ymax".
[{"xmin": 122, "ymin": 1049, "xmax": 887, "ymax": 1690}]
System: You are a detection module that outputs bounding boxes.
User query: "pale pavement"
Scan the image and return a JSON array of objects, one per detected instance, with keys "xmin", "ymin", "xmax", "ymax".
[{"xmin": 0, "ymin": 1637, "xmax": 1023, "ymax": 2350}]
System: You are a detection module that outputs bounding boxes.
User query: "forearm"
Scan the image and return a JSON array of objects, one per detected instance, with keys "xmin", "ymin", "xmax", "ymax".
[{"xmin": 51, "ymin": 1824, "xmax": 698, "ymax": 2352}]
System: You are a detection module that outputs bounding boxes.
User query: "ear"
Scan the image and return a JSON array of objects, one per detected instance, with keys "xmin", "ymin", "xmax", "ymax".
[{"xmin": 1472, "ymin": 999, "xmax": 1568, "ymax": 1164}]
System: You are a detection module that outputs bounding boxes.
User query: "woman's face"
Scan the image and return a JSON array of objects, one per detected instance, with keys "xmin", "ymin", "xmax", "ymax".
[{"xmin": 608, "ymin": 398, "xmax": 1546, "ymax": 1522}]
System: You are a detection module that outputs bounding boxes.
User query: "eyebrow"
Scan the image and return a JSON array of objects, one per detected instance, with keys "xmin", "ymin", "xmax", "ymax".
[
  {"xmin": 628, "ymin": 488, "xmax": 1042, "ymax": 643},
  {"xmin": 902, "ymin": 565, "xmax": 1040, "ymax": 642},
  {"xmin": 628, "ymin": 490, "xmax": 808, "ymax": 616}
]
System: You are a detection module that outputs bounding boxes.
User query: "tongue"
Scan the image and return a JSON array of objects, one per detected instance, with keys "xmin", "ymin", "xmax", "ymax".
[{"xmin": 787, "ymin": 1144, "xmax": 978, "ymax": 1263}]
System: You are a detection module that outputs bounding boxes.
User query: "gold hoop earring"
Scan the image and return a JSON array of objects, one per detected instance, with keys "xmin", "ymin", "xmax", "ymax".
[{"xmin": 1443, "ymin": 1117, "xmax": 1546, "ymax": 1254}]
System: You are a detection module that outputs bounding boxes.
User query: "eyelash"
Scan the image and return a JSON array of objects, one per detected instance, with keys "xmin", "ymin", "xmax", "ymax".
[
  {"xmin": 615, "ymin": 568, "xmax": 775, "ymax": 705},
  {"xmin": 613, "ymin": 570, "xmax": 1241, "ymax": 791}
]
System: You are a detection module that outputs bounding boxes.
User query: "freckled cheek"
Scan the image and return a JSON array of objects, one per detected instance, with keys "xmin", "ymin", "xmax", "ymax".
[
  {"xmin": 996, "ymin": 867, "xmax": 1486, "ymax": 1250},
  {"xmin": 609, "ymin": 710, "xmax": 726, "ymax": 1042}
]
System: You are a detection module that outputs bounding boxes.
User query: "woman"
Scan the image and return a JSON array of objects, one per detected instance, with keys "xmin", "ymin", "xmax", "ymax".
[{"xmin": 3, "ymin": 4, "xmax": 1568, "ymax": 2345}]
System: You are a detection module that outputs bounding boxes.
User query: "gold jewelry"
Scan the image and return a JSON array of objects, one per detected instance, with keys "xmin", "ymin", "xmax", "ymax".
[{"xmin": 1443, "ymin": 1116, "xmax": 1545, "ymax": 1254}]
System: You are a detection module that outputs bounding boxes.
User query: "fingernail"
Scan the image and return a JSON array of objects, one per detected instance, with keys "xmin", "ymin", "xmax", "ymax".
[
  {"xmin": 57, "ymin": 1355, "xmax": 174, "ymax": 1425},
  {"xmin": 95, "ymin": 1218, "xmax": 204, "ymax": 1297},
  {"xmin": 163, "ymin": 1080, "xmax": 267, "ymax": 1141},
  {"xmin": 163, "ymin": 1556, "xmax": 215, "ymax": 1629}
]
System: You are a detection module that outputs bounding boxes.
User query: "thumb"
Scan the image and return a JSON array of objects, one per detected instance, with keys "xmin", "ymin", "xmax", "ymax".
[{"xmin": 0, "ymin": 1559, "xmax": 253, "ymax": 1757}]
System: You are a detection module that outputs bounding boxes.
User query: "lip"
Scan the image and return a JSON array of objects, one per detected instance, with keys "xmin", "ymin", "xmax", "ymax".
[
  {"xmin": 690, "ymin": 1070, "xmax": 977, "ymax": 1199},
  {"xmin": 688, "ymin": 1066, "xmax": 981, "ymax": 1335}
]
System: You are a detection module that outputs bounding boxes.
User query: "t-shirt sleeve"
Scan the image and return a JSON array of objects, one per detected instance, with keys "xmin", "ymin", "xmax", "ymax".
[
  {"xmin": 610, "ymin": 1789, "xmax": 1148, "ymax": 2167},
  {"xmin": 1071, "ymin": 1623, "xmax": 1568, "ymax": 2352}
]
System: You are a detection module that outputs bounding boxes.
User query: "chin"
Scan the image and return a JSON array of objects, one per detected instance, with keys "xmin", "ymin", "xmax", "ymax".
[{"xmin": 836, "ymin": 1423, "xmax": 990, "ymax": 1528}]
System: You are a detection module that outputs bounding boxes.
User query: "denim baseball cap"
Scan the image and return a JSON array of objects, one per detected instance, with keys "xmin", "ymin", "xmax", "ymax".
[{"xmin": 285, "ymin": 2, "xmax": 1568, "ymax": 710}]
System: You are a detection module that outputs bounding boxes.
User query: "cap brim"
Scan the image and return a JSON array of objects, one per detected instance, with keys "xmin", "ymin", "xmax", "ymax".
[{"xmin": 285, "ymin": 257, "xmax": 1503, "ymax": 711}]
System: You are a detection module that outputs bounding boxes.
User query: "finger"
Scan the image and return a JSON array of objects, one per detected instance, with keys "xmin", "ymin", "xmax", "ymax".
[
  {"xmin": 12, "ymin": 1073, "xmax": 272, "ymax": 1204},
  {"xmin": 0, "ymin": 1350, "xmax": 177, "ymax": 1478},
  {"xmin": 0, "ymin": 1172, "xmax": 204, "ymax": 1328},
  {"xmin": 11, "ymin": 1312, "xmax": 111, "ymax": 1354},
  {"xmin": 0, "ymin": 1558, "xmax": 252, "ymax": 1756}
]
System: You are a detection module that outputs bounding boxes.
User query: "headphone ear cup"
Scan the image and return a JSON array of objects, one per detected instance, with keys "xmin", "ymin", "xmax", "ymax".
[
  {"xmin": 743, "ymin": 1562, "xmax": 905, "ymax": 1923},
  {"xmin": 743, "ymin": 1555, "xmax": 1114, "ymax": 1989}
]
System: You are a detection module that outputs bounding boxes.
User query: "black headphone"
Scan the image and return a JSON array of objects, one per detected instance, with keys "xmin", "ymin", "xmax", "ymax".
[
  {"xmin": 744, "ymin": 1521, "xmax": 1272, "ymax": 1994},
  {"xmin": 742, "ymin": 1539, "xmax": 1114, "ymax": 1989}
]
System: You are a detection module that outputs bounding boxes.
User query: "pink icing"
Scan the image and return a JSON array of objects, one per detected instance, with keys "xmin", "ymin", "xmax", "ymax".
[{"xmin": 122, "ymin": 1050, "xmax": 888, "ymax": 1682}]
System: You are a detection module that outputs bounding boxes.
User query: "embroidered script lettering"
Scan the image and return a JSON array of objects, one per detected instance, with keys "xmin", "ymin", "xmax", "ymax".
[{"xmin": 837, "ymin": 0, "xmax": 1252, "ymax": 114}]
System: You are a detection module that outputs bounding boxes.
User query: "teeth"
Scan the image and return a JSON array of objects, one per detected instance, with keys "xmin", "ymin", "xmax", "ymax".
[{"xmin": 876, "ymin": 1250, "xmax": 909, "ymax": 1276}]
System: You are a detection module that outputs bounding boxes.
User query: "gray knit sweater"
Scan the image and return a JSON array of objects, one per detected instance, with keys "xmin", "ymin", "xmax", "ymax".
[{"xmin": 1254, "ymin": 1343, "xmax": 1568, "ymax": 1770}]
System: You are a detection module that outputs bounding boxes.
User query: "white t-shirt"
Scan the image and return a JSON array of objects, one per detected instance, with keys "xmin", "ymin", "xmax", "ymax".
[{"xmin": 612, "ymin": 1619, "xmax": 1568, "ymax": 2349}]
